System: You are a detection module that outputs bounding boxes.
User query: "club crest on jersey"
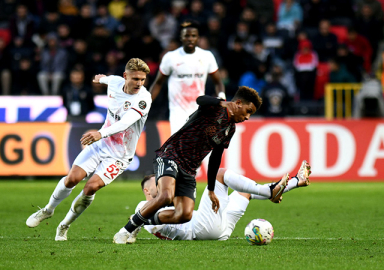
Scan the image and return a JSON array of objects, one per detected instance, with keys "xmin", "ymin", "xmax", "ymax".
[
  {"xmin": 124, "ymin": 101, "xmax": 131, "ymax": 111},
  {"xmin": 115, "ymin": 160, "xmax": 124, "ymax": 169},
  {"xmin": 205, "ymin": 126, "xmax": 217, "ymax": 137},
  {"xmin": 138, "ymin": 100, "xmax": 147, "ymax": 110}
]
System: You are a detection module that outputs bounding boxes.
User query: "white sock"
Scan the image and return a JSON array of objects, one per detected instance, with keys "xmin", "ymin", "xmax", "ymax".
[
  {"xmin": 251, "ymin": 177, "xmax": 299, "ymax": 199},
  {"xmin": 61, "ymin": 190, "xmax": 95, "ymax": 226},
  {"xmin": 119, "ymin": 227, "xmax": 128, "ymax": 233},
  {"xmin": 45, "ymin": 177, "xmax": 74, "ymax": 212},
  {"xmin": 223, "ymin": 169, "xmax": 271, "ymax": 197},
  {"xmin": 250, "ymin": 194, "xmax": 268, "ymax": 200},
  {"xmin": 284, "ymin": 177, "xmax": 299, "ymax": 193}
]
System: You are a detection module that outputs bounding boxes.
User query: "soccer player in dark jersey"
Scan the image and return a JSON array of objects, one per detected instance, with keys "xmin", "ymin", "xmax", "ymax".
[{"xmin": 113, "ymin": 86, "xmax": 289, "ymax": 244}]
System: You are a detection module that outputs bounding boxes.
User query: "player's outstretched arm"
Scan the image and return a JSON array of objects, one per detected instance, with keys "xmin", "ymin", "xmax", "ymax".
[
  {"xmin": 98, "ymin": 110, "xmax": 141, "ymax": 139},
  {"xmin": 149, "ymin": 71, "xmax": 168, "ymax": 100},
  {"xmin": 92, "ymin": 74, "xmax": 106, "ymax": 84}
]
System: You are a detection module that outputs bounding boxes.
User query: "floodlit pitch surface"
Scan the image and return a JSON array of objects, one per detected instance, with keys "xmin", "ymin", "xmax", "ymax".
[{"xmin": 0, "ymin": 180, "xmax": 383, "ymax": 270}]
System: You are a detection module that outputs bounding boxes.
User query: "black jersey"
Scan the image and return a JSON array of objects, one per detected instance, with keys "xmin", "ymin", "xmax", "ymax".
[{"xmin": 155, "ymin": 104, "xmax": 235, "ymax": 176}]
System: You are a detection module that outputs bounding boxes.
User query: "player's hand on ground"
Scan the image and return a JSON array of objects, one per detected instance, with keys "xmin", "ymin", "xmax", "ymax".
[
  {"xmin": 92, "ymin": 74, "xmax": 106, "ymax": 83},
  {"xmin": 81, "ymin": 131, "xmax": 102, "ymax": 146},
  {"xmin": 208, "ymin": 190, "xmax": 220, "ymax": 213}
]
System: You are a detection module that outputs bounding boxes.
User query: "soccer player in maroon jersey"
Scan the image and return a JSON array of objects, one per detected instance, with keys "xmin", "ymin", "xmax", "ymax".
[{"xmin": 113, "ymin": 86, "xmax": 289, "ymax": 244}]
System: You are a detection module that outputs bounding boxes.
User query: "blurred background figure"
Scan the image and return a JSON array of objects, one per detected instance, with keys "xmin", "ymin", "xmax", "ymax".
[
  {"xmin": 37, "ymin": 33, "xmax": 68, "ymax": 95},
  {"xmin": 259, "ymin": 66, "xmax": 292, "ymax": 117},
  {"xmin": 62, "ymin": 68, "xmax": 95, "ymax": 122},
  {"xmin": 328, "ymin": 58, "xmax": 356, "ymax": 83},
  {"xmin": 148, "ymin": 8, "xmax": 177, "ymax": 49},
  {"xmin": 0, "ymin": 37, "xmax": 11, "ymax": 95},
  {"xmin": 353, "ymin": 74, "xmax": 384, "ymax": 118},
  {"xmin": 276, "ymin": 0, "xmax": 303, "ymax": 37},
  {"xmin": 293, "ymin": 39, "xmax": 318, "ymax": 100},
  {"xmin": 12, "ymin": 57, "xmax": 39, "ymax": 95}
]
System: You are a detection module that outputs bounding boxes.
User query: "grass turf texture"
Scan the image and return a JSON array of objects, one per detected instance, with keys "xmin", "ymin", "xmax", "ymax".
[{"xmin": 0, "ymin": 180, "xmax": 383, "ymax": 270}]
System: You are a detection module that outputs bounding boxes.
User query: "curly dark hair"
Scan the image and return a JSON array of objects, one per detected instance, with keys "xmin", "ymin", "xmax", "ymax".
[{"xmin": 232, "ymin": 86, "xmax": 263, "ymax": 110}]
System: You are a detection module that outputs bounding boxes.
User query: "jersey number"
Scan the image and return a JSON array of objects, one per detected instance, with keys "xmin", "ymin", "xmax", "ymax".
[{"xmin": 104, "ymin": 164, "xmax": 119, "ymax": 180}]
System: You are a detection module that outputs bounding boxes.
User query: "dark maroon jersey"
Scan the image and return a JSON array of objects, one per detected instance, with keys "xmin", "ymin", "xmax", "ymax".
[{"xmin": 155, "ymin": 104, "xmax": 235, "ymax": 176}]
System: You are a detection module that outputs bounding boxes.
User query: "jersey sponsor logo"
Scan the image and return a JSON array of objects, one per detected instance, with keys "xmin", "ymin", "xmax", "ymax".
[
  {"xmin": 177, "ymin": 73, "xmax": 204, "ymax": 79},
  {"xmin": 124, "ymin": 101, "xmax": 131, "ymax": 111},
  {"xmin": 138, "ymin": 101, "xmax": 147, "ymax": 110},
  {"xmin": 176, "ymin": 62, "xmax": 184, "ymax": 66},
  {"xmin": 109, "ymin": 94, "xmax": 115, "ymax": 99}
]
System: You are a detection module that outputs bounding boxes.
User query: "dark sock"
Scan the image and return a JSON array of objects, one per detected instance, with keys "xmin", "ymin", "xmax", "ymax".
[
  {"xmin": 143, "ymin": 211, "xmax": 161, "ymax": 225},
  {"xmin": 124, "ymin": 212, "xmax": 147, "ymax": 233}
]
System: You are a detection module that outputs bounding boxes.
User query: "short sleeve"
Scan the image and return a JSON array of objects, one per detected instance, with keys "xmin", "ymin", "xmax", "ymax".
[
  {"xmin": 159, "ymin": 52, "xmax": 172, "ymax": 76},
  {"xmin": 207, "ymin": 51, "xmax": 219, "ymax": 74},
  {"xmin": 131, "ymin": 92, "xmax": 152, "ymax": 117}
]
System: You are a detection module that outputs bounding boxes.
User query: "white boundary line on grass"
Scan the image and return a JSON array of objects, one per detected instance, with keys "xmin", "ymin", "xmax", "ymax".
[{"xmin": 3, "ymin": 236, "xmax": 383, "ymax": 240}]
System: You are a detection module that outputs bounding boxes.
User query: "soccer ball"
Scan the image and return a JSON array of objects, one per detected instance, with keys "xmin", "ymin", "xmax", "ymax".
[{"xmin": 244, "ymin": 219, "xmax": 274, "ymax": 245}]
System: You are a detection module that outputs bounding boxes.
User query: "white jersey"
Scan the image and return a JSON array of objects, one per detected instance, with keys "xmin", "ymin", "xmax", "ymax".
[
  {"xmin": 136, "ymin": 181, "xmax": 249, "ymax": 241},
  {"xmin": 160, "ymin": 46, "xmax": 219, "ymax": 133},
  {"xmin": 96, "ymin": 75, "xmax": 151, "ymax": 162}
]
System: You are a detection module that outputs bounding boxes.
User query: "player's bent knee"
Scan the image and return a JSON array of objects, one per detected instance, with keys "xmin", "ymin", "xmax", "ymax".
[
  {"xmin": 65, "ymin": 174, "xmax": 81, "ymax": 188},
  {"xmin": 176, "ymin": 210, "xmax": 193, "ymax": 223},
  {"xmin": 156, "ymin": 193, "xmax": 174, "ymax": 206},
  {"xmin": 83, "ymin": 181, "xmax": 104, "ymax": 195}
]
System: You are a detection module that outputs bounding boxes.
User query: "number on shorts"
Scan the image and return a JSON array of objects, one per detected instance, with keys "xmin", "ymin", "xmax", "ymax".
[{"xmin": 104, "ymin": 164, "xmax": 119, "ymax": 180}]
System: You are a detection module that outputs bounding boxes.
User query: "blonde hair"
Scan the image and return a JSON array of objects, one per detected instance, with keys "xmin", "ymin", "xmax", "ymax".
[{"xmin": 125, "ymin": 58, "xmax": 150, "ymax": 74}]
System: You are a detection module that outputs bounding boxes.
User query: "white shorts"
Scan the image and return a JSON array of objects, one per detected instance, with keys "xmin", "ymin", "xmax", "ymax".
[
  {"xmin": 73, "ymin": 143, "xmax": 130, "ymax": 185},
  {"xmin": 194, "ymin": 181, "xmax": 250, "ymax": 240},
  {"xmin": 169, "ymin": 109, "xmax": 193, "ymax": 135}
]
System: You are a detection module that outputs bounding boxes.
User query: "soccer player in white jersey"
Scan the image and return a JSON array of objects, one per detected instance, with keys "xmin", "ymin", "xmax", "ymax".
[
  {"xmin": 126, "ymin": 161, "xmax": 310, "ymax": 242},
  {"xmin": 150, "ymin": 20, "xmax": 226, "ymax": 134},
  {"xmin": 26, "ymin": 58, "xmax": 152, "ymax": 241}
]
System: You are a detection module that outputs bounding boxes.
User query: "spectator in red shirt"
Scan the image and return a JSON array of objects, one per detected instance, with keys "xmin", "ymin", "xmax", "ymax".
[{"xmin": 293, "ymin": 39, "xmax": 318, "ymax": 100}]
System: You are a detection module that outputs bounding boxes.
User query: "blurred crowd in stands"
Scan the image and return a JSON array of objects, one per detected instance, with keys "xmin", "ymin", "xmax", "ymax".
[{"xmin": 1, "ymin": 0, "xmax": 384, "ymax": 119}]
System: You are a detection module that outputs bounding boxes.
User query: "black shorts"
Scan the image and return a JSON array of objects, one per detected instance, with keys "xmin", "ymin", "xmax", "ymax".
[{"xmin": 153, "ymin": 156, "xmax": 196, "ymax": 201}]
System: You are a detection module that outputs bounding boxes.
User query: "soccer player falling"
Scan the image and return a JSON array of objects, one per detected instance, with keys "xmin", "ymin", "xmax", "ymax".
[
  {"xmin": 127, "ymin": 161, "xmax": 311, "ymax": 242},
  {"xmin": 113, "ymin": 86, "xmax": 290, "ymax": 244},
  {"xmin": 26, "ymin": 58, "xmax": 152, "ymax": 241}
]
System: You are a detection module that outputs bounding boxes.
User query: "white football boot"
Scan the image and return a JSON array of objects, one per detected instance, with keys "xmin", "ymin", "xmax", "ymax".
[
  {"xmin": 296, "ymin": 160, "xmax": 311, "ymax": 187},
  {"xmin": 113, "ymin": 229, "xmax": 131, "ymax": 244},
  {"xmin": 26, "ymin": 207, "xmax": 54, "ymax": 228},
  {"xmin": 269, "ymin": 173, "xmax": 289, "ymax": 203},
  {"xmin": 127, "ymin": 226, "xmax": 142, "ymax": 244},
  {"xmin": 55, "ymin": 224, "xmax": 70, "ymax": 241}
]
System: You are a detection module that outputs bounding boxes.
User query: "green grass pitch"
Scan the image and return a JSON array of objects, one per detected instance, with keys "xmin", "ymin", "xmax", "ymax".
[{"xmin": 0, "ymin": 180, "xmax": 383, "ymax": 270}]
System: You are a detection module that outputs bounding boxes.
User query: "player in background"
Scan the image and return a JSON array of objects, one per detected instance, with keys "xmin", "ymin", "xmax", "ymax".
[
  {"xmin": 113, "ymin": 86, "xmax": 288, "ymax": 244},
  {"xmin": 126, "ymin": 160, "xmax": 311, "ymax": 242},
  {"xmin": 150, "ymin": 20, "xmax": 226, "ymax": 134},
  {"xmin": 26, "ymin": 58, "xmax": 152, "ymax": 241}
]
